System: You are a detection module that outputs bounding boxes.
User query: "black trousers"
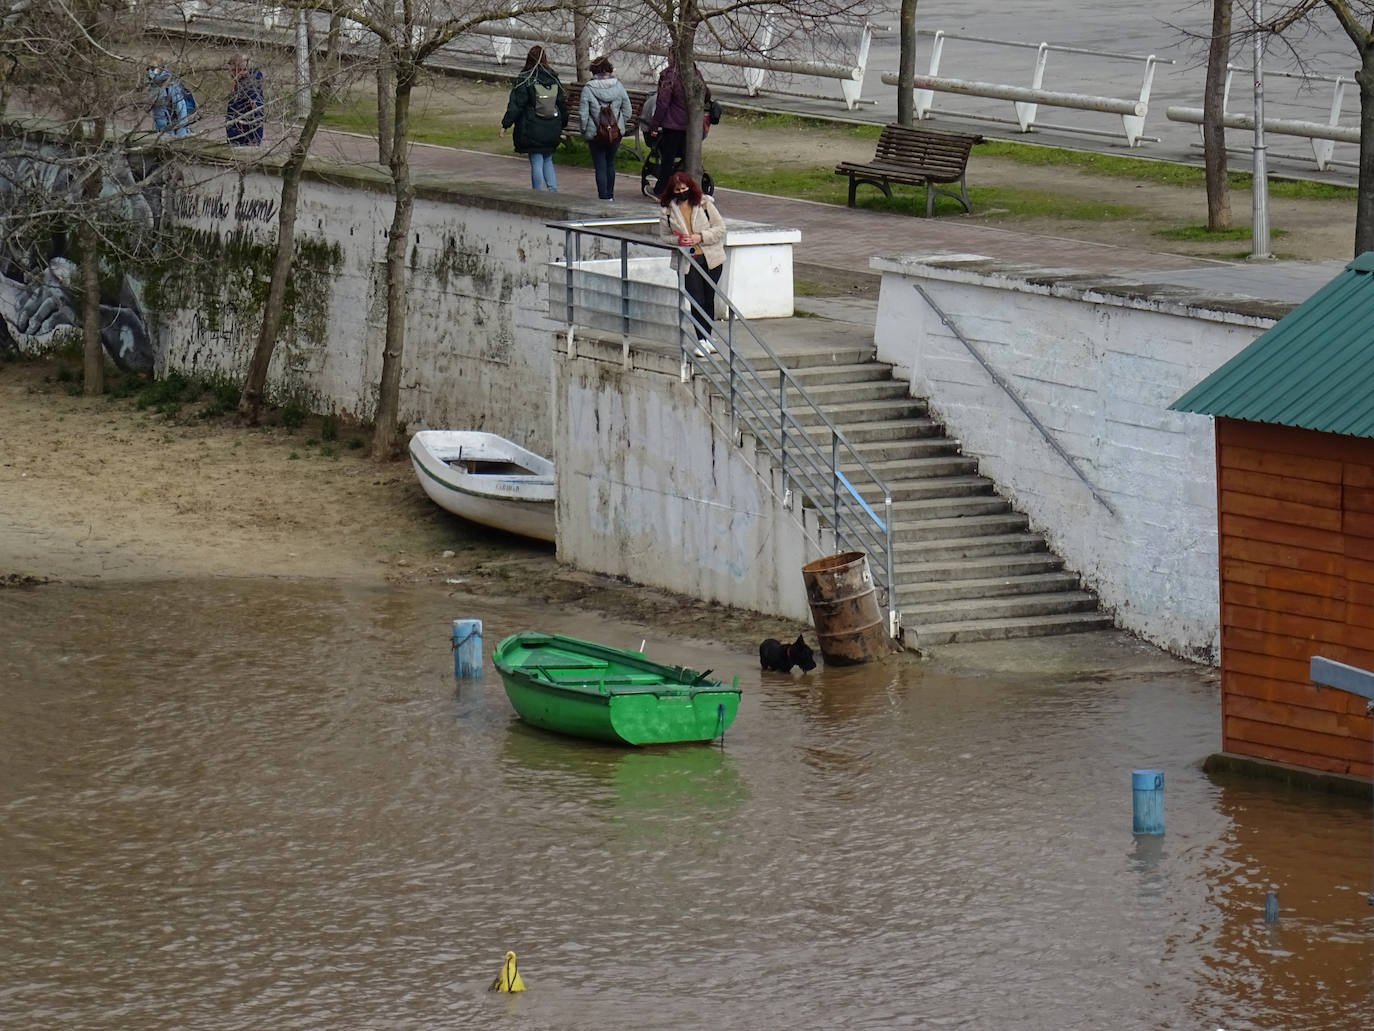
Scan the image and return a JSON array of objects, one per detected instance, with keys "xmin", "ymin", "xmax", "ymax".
[
  {"xmin": 655, "ymin": 128, "xmax": 687, "ymax": 192},
  {"xmin": 685, "ymin": 258, "xmax": 724, "ymax": 339}
]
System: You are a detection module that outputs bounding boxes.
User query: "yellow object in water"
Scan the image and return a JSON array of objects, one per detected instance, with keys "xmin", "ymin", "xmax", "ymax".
[{"xmin": 490, "ymin": 950, "xmax": 526, "ymax": 992}]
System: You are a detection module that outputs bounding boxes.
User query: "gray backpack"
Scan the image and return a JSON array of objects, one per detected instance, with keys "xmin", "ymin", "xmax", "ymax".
[{"xmin": 532, "ymin": 80, "xmax": 558, "ymax": 119}]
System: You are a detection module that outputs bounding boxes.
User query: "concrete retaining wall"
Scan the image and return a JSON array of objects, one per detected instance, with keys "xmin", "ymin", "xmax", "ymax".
[
  {"xmin": 555, "ymin": 336, "xmax": 826, "ymax": 622},
  {"xmin": 871, "ymin": 254, "xmax": 1280, "ymax": 661},
  {"xmin": 166, "ymin": 159, "xmax": 572, "ymax": 457}
]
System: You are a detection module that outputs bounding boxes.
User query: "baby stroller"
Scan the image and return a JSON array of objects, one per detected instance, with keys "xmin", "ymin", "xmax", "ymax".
[{"xmin": 639, "ymin": 127, "xmax": 715, "ymax": 198}]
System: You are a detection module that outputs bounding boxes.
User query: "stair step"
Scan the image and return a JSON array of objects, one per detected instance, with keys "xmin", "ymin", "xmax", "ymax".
[
  {"xmin": 902, "ymin": 590, "xmax": 1100, "ymax": 625},
  {"xmin": 887, "ymin": 495, "xmax": 1012, "ymax": 521},
  {"xmin": 894, "ymin": 571, "xmax": 1084, "ymax": 605},
  {"xmin": 907, "ymin": 611, "xmax": 1116, "ymax": 647},
  {"xmin": 847, "ymin": 438, "xmax": 965, "ymax": 464},
  {"xmin": 799, "ymin": 416, "xmax": 942, "ymax": 445},
  {"xmin": 788, "ymin": 363, "xmax": 897, "ymax": 386},
  {"xmin": 894, "ymin": 552, "xmax": 1066, "ymax": 582},
  {"xmin": 844, "ymin": 454, "xmax": 980, "ymax": 480},
  {"xmin": 794, "ymin": 399, "xmax": 933, "ymax": 427},
  {"xmin": 862, "ymin": 475, "xmax": 997, "ymax": 504},
  {"xmin": 763, "ymin": 347, "xmax": 875, "ymax": 371},
  {"xmin": 797, "ymin": 380, "xmax": 914, "ymax": 406},
  {"xmin": 891, "ymin": 512, "xmax": 1030, "ymax": 543},
  {"xmin": 893, "ymin": 533, "xmax": 1051, "ymax": 561}
]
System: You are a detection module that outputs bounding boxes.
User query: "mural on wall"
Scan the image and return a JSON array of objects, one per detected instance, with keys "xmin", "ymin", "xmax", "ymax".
[{"xmin": 0, "ymin": 138, "xmax": 167, "ymax": 372}]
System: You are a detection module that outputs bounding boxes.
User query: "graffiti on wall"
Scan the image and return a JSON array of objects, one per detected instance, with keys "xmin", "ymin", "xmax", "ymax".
[{"xmin": 0, "ymin": 139, "xmax": 175, "ymax": 372}]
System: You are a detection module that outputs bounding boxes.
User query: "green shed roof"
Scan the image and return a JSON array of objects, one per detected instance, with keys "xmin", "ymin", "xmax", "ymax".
[{"xmin": 1171, "ymin": 252, "xmax": 1374, "ymax": 437}]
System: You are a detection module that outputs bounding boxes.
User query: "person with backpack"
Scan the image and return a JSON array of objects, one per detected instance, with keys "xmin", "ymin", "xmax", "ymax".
[
  {"xmin": 500, "ymin": 46, "xmax": 568, "ymax": 193},
  {"xmin": 579, "ymin": 56, "xmax": 631, "ymax": 202},
  {"xmin": 645, "ymin": 59, "xmax": 711, "ymax": 195},
  {"xmin": 146, "ymin": 55, "xmax": 193, "ymax": 138},
  {"xmin": 225, "ymin": 53, "xmax": 266, "ymax": 147}
]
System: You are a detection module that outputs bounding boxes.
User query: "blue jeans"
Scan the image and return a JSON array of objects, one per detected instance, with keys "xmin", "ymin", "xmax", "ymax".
[
  {"xmin": 528, "ymin": 152, "xmax": 557, "ymax": 192},
  {"xmin": 590, "ymin": 141, "xmax": 619, "ymax": 200}
]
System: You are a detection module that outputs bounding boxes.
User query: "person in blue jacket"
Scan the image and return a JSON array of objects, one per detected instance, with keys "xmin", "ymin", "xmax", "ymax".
[
  {"xmin": 146, "ymin": 56, "xmax": 191, "ymax": 138},
  {"xmin": 226, "ymin": 53, "xmax": 265, "ymax": 146}
]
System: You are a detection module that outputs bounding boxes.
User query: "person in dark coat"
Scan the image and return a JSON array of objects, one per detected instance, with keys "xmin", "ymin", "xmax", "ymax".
[
  {"xmin": 225, "ymin": 53, "xmax": 265, "ymax": 146},
  {"xmin": 500, "ymin": 46, "xmax": 569, "ymax": 192},
  {"xmin": 646, "ymin": 59, "xmax": 711, "ymax": 194}
]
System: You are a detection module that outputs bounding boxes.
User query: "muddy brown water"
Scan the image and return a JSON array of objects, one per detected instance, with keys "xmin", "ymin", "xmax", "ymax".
[{"xmin": 2, "ymin": 579, "xmax": 1370, "ymax": 1029}]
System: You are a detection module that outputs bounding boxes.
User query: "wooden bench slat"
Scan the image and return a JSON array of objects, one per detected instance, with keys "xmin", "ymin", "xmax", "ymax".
[{"xmin": 833, "ymin": 123, "xmax": 983, "ymax": 217}]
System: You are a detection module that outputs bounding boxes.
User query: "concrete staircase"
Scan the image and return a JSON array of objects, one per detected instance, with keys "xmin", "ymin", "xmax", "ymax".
[{"xmin": 759, "ymin": 337, "xmax": 1113, "ymax": 647}]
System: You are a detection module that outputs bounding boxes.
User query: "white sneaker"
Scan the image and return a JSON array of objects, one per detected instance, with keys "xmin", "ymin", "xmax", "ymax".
[
  {"xmin": 694, "ymin": 344, "xmax": 708, "ymax": 358},
  {"xmin": 698, "ymin": 337, "xmax": 717, "ymax": 354}
]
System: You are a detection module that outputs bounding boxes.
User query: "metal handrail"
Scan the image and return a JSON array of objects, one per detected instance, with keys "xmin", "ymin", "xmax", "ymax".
[{"xmin": 548, "ymin": 218, "xmax": 898, "ymax": 635}]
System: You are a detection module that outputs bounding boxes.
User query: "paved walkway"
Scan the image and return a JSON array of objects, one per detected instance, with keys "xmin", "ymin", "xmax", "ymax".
[{"xmin": 313, "ymin": 128, "xmax": 1347, "ymax": 310}]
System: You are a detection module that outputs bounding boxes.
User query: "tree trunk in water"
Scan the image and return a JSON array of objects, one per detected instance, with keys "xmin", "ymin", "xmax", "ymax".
[
  {"xmin": 371, "ymin": 60, "xmax": 414, "ymax": 460},
  {"xmin": 79, "ymin": 120, "xmax": 106, "ymax": 396},
  {"xmin": 572, "ymin": 2, "xmax": 592, "ymax": 83},
  {"xmin": 377, "ymin": 44, "xmax": 395, "ymax": 166},
  {"xmin": 896, "ymin": 0, "xmax": 918, "ymax": 126},
  {"xmin": 1202, "ymin": 0, "xmax": 1232, "ymax": 231}
]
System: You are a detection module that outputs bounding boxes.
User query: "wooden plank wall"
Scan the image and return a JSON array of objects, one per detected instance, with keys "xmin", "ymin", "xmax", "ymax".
[{"xmin": 1217, "ymin": 419, "xmax": 1374, "ymax": 779}]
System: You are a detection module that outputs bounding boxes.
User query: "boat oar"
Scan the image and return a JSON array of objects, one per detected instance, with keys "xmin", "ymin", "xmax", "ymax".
[
  {"xmin": 490, "ymin": 950, "xmax": 526, "ymax": 992},
  {"xmin": 691, "ymin": 669, "xmax": 714, "ymax": 685}
]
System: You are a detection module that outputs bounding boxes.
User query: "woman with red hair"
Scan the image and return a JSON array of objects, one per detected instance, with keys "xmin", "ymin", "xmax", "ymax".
[{"xmin": 658, "ymin": 171, "xmax": 726, "ymax": 355}]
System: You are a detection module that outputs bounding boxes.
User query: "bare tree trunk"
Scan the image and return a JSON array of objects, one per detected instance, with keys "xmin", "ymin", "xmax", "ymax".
[
  {"xmin": 675, "ymin": 21, "xmax": 706, "ymax": 181},
  {"xmin": 572, "ymin": 1, "xmax": 592, "ymax": 82},
  {"xmin": 896, "ymin": 0, "xmax": 918, "ymax": 126},
  {"xmin": 239, "ymin": 18, "xmax": 341, "ymax": 424},
  {"xmin": 377, "ymin": 43, "xmax": 395, "ymax": 166},
  {"xmin": 79, "ymin": 119, "xmax": 106, "ymax": 396},
  {"xmin": 1203, "ymin": 0, "xmax": 1233, "ymax": 230},
  {"xmin": 371, "ymin": 54, "xmax": 415, "ymax": 460},
  {"xmin": 1357, "ymin": 47, "xmax": 1374, "ymax": 254}
]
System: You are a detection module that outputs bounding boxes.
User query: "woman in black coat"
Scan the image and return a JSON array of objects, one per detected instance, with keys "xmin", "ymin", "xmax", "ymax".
[{"xmin": 500, "ymin": 46, "xmax": 569, "ymax": 192}]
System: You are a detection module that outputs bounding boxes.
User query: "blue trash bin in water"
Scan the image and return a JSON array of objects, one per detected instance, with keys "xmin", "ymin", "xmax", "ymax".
[{"xmin": 1132, "ymin": 768, "xmax": 1164, "ymax": 835}]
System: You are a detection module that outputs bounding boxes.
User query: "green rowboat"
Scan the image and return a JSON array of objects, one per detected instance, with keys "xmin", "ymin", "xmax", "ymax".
[{"xmin": 492, "ymin": 631, "xmax": 741, "ymax": 746}]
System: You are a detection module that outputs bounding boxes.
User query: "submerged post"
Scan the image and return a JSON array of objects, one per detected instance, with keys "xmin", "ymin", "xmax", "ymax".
[
  {"xmin": 453, "ymin": 618, "xmax": 483, "ymax": 677},
  {"xmin": 1264, "ymin": 888, "xmax": 1280, "ymax": 924},
  {"xmin": 1132, "ymin": 769, "xmax": 1165, "ymax": 835}
]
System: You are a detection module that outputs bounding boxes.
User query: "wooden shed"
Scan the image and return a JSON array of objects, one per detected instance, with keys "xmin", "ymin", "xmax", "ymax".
[{"xmin": 1172, "ymin": 254, "xmax": 1374, "ymax": 782}]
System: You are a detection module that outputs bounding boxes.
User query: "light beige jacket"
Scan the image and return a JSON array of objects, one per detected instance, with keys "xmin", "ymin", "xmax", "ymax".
[{"xmin": 659, "ymin": 195, "xmax": 727, "ymax": 270}]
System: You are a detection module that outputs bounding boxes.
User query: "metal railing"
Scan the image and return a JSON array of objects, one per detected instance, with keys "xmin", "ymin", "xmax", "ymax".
[
  {"xmin": 548, "ymin": 217, "xmax": 898, "ymax": 637},
  {"xmin": 1166, "ymin": 65, "xmax": 1360, "ymax": 172},
  {"xmin": 882, "ymin": 30, "xmax": 1172, "ymax": 148}
]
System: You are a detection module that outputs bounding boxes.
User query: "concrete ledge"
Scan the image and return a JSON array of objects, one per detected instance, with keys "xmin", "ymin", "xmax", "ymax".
[{"xmin": 1204, "ymin": 751, "xmax": 1372, "ymax": 800}]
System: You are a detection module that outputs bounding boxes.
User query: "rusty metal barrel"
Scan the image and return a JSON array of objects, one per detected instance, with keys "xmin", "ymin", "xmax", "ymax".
[{"xmin": 800, "ymin": 551, "xmax": 898, "ymax": 666}]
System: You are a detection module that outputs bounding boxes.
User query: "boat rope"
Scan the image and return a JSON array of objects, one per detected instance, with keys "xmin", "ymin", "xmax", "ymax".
[{"xmin": 714, "ymin": 702, "xmax": 726, "ymax": 745}]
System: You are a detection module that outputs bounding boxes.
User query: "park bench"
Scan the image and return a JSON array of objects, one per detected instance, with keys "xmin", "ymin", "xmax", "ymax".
[
  {"xmin": 562, "ymin": 83, "xmax": 652, "ymax": 159},
  {"xmin": 834, "ymin": 124, "xmax": 984, "ymax": 216}
]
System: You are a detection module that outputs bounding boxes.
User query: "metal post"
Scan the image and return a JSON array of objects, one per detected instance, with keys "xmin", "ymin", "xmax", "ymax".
[{"xmin": 1250, "ymin": 0, "xmax": 1273, "ymax": 260}]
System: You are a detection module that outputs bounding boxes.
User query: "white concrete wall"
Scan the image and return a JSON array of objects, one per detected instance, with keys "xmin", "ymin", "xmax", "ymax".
[
  {"xmin": 872, "ymin": 255, "xmax": 1277, "ymax": 662},
  {"xmin": 555, "ymin": 336, "xmax": 827, "ymax": 622},
  {"xmin": 165, "ymin": 161, "xmax": 569, "ymax": 457}
]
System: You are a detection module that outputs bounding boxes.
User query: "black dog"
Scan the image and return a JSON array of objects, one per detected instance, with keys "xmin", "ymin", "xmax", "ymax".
[{"xmin": 759, "ymin": 634, "xmax": 817, "ymax": 673}]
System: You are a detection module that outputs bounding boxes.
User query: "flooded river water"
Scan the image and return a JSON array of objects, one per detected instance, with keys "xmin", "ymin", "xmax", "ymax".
[{"xmin": 2, "ymin": 579, "xmax": 1370, "ymax": 1030}]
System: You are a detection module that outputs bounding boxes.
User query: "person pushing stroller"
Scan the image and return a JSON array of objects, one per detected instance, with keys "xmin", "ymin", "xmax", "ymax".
[{"xmin": 644, "ymin": 58, "xmax": 713, "ymax": 195}]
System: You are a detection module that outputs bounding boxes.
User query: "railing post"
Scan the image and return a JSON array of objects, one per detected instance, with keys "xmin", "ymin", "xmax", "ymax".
[
  {"xmin": 916, "ymin": 30, "xmax": 944, "ymax": 119},
  {"xmin": 884, "ymin": 495, "xmax": 897, "ymax": 639},
  {"xmin": 1016, "ymin": 42, "xmax": 1049, "ymax": 131},
  {"xmin": 563, "ymin": 228, "xmax": 575, "ymax": 326},
  {"xmin": 619, "ymin": 238, "xmax": 631, "ymax": 362}
]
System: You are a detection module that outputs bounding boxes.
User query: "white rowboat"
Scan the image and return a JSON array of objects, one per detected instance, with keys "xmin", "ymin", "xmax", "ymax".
[{"xmin": 408, "ymin": 430, "xmax": 555, "ymax": 543}]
